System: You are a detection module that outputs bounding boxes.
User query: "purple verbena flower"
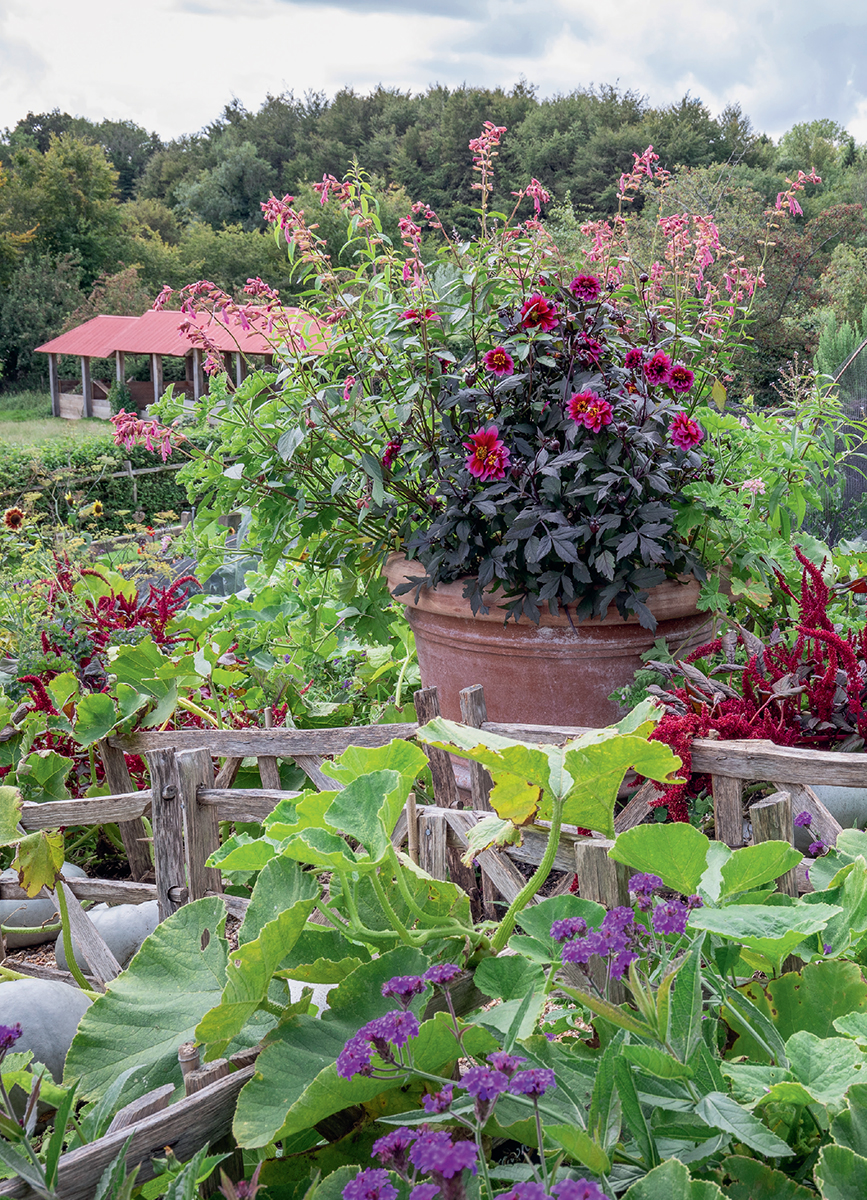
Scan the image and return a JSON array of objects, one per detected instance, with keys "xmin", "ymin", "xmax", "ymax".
[
  {"xmin": 550, "ymin": 916, "xmax": 587, "ymax": 943},
  {"xmin": 809, "ymin": 841, "xmax": 827, "ymax": 857},
  {"xmin": 496, "ymin": 1184, "xmax": 549, "ymax": 1200},
  {"xmin": 602, "ymin": 906, "xmax": 634, "ymax": 934},
  {"xmin": 410, "ymin": 1187, "xmax": 440, "ymax": 1200},
  {"xmin": 611, "ymin": 949, "xmax": 639, "ymax": 980},
  {"xmin": 409, "ymin": 1130, "xmax": 478, "ymax": 1179},
  {"xmin": 561, "ymin": 937, "xmax": 594, "ymax": 965},
  {"xmin": 343, "ymin": 1169, "xmax": 398, "ymax": 1200},
  {"xmin": 372, "ymin": 1127, "xmax": 417, "ymax": 1170},
  {"xmin": 368, "ymin": 1011, "xmax": 420, "ymax": 1049},
  {"xmin": 686, "ymin": 895, "xmax": 703, "ymax": 910},
  {"xmin": 337, "ymin": 1035, "xmax": 374, "ymax": 1079},
  {"xmin": 0, "ymin": 1025, "xmax": 22, "ymax": 1052},
  {"xmin": 487, "ymin": 1051, "xmax": 528, "ymax": 1075},
  {"xmin": 461, "ymin": 1065, "xmax": 509, "ymax": 1101},
  {"xmin": 553, "ymin": 1180, "xmax": 611, "ymax": 1200},
  {"xmin": 652, "ymin": 900, "xmax": 689, "ymax": 937},
  {"xmin": 628, "ymin": 872, "xmax": 663, "ymax": 895},
  {"xmin": 421, "ymin": 1085, "xmax": 454, "ymax": 1114},
  {"xmin": 794, "ymin": 810, "xmax": 812, "ymax": 828},
  {"xmin": 509, "ymin": 1068, "xmax": 556, "ymax": 1098},
  {"xmin": 382, "ymin": 975, "xmax": 426, "ymax": 1006},
  {"xmin": 824, "ymin": 943, "xmax": 833, "ymax": 954},
  {"xmin": 424, "ymin": 963, "xmax": 462, "ymax": 985}
]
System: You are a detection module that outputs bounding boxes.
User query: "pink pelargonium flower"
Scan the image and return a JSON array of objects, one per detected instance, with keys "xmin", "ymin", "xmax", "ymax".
[
  {"xmin": 569, "ymin": 274, "xmax": 602, "ymax": 303},
  {"xmin": 742, "ymin": 477, "xmax": 766, "ymax": 495},
  {"xmin": 644, "ymin": 351, "xmax": 672, "ymax": 386},
  {"xmin": 668, "ymin": 363, "xmax": 695, "ymax": 393},
  {"xmin": 464, "ymin": 426, "xmax": 511, "ymax": 482},
  {"xmin": 483, "ymin": 346, "xmax": 515, "ymax": 377},
  {"xmin": 670, "ymin": 412, "xmax": 704, "ymax": 451},
  {"xmin": 520, "ymin": 294, "xmax": 559, "ymax": 332}
]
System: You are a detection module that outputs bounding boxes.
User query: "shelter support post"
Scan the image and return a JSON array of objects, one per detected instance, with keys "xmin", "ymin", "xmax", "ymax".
[
  {"xmin": 234, "ymin": 352, "xmax": 245, "ymax": 388},
  {"xmin": 150, "ymin": 354, "xmax": 163, "ymax": 408},
  {"xmin": 80, "ymin": 356, "xmax": 93, "ymax": 419},
  {"xmin": 115, "ymin": 350, "xmax": 125, "ymax": 387},
  {"xmin": 48, "ymin": 353, "xmax": 60, "ymax": 418},
  {"xmin": 192, "ymin": 348, "xmax": 204, "ymax": 407}
]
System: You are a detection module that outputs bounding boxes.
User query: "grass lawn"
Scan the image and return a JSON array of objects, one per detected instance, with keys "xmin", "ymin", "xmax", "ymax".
[{"xmin": 0, "ymin": 391, "xmax": 115, "ymax": 447}]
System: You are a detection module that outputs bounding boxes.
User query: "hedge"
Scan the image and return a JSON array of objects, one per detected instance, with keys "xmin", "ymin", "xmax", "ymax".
[{"xmin": 0, "ymin": 430, "xmax": 212, "ymax": 532}]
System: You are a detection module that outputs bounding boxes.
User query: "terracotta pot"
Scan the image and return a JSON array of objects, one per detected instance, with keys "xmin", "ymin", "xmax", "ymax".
[{"xmin": 385, "ymin": 554, "xmax": 712, "ymax": 727}]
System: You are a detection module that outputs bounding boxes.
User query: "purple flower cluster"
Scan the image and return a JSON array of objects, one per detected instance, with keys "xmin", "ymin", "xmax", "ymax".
[
  {"xmin": 337, "ymin": 1011, "xmax": 421, "ymax": 1079},
  {"xmin": 508, "ymin": 1069, "xmax": 556, "ymax": 1098},
  {"xmin": 462, "ymin": 1065, "xmax": 509, "ymax": 1102},
  {"xmin": 559, "ymin": 906, "xmax": 641, "ymax": 979},
  {"xmin": 382, "ymin": 975, "xmax": 427, "ymax": 1007},
  {"xmin": 809, "ymin": 840, "xmax": 827, "ymax": 857},
  {"xmin": 0, "ymin": 1024, "xmax": 22, "ymax": 1053},
  {"xmin": 422, "ymin": 1085, "xmax": 454, "ymax": 1114},
  {"xmin": 343, "ymin": 1169, "xmax": 398, "ymax": 1200},
  {"xmin": 496, "ymin": 1179, "xmax": 610, "ymax": 1200},
  {"xmin": 366, "ymin": 1126, "xmax": 478, "ymax": 1200},
  {"xmin": 628, "ymin": 872, "xmax": 663, "ymax": 912},
  {"xmin": 794, "ymin": 810, "xmax": 812, "ymax": 828},
  {"xmin": 651, "ymin": 900, "xmax": 690, "ymax": 937},
  {"xmin": 550, "ymin": 917, "xmax": 587, "ymax": 943}
]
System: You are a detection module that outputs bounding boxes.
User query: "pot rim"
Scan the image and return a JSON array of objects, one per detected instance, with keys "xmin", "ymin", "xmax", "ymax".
[{"xmin": 384, "ymin": 553, "xmax": 704, "ymax": 627}]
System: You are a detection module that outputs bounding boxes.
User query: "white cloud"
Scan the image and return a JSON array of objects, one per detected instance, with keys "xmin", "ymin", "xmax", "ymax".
[{"xmin": 2, "ymin": 0, "xmax": 867, "ymax": 142}]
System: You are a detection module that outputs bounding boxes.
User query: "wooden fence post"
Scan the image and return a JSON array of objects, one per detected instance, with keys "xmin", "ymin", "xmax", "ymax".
[
  {"xmin": 146, "ymin": 748, "xmax": 188, "ymax": 921},
  {"xmin": 751, "ymin": 791, "xmax": 798, "ymax": 898},
  {"xmin": 459, "ymin": 686, "xmax": 492, "ymax": 811},
  {"xmin": 574, "ymin": 839, "xmax": 631, "ymax": 1003},
  {"xmin": 258, "ymin": 707, "xmax": 281, "ymax": 789},
  {"xmin": 713, "ymin": 775, "xmax": 744, "ymax": 848},
  {"xmin": 417, "ymin": 808, "xmax": 448, "ymax": 881},
  {"xmin": 177, "ymin": 749, "xmax": 222, "ymax": 901},
  {"xmin": 98, "ymin": 740, "xmax": 152, "ymax": 882}
]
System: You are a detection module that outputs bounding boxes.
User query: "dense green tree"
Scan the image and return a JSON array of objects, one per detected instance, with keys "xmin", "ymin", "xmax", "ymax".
[
  {"xmin": 175, "ymin": 141, "xmax": 278, "ymax": 230},
  {"xmin": 0, "ymin": 253, "xmax": 82, "ymax": 383}
]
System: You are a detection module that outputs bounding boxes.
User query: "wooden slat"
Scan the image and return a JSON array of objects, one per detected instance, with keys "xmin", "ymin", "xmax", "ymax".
[
  {"xmin": 98, "ymin": 741, "xmax": 152, "ymax": 881},
  {"xmin": 177, "ymin": 749, "xmax": 221, "ymax": 901},
  {"xmin": 772, "ymin": 780, "xmax": 844, "ymax": 848},
  {"xmin": 294, "ymin": 755, "xmax": 342, "ymax": 790},
  {"xmin": 713, "ymin": 775, "xmax": 744, "ymax": 848},
  {"xmin": 2, "ymin": 961, "xmax": 102, "ymax": 990},
  {"xmin": 0, "ymin": 878, "xmax": 156, "ymax": 904},
  {"xmin": 106, "ymin": 1084, "xmax": 175, "ymax": 1134},
  {"xmin": 614, "ymin": 780, "xmax": 661, "ymax": 833},
  {"xmin": 213, "ymin": 756, "xmax": 242, "ymax": 789},
  {"xmin": 751, "ymin": 792, "xmax": 798, "ymax": 897},
  {"xmin": 58, "ymin": 882, "xmax": 122, "ymax": 984},
  {"xmin": 258, "ymin": 708, "xmax": 281, "ymax": 790},
  {"xmin": 692, "ymin": 739, "xmax": 867, "ymax": 786},
  {"xmin": 146, "ymin": 749, "xmax": 187, "ymax": 922},
  {"xmin": 574, "ymin": 838, "xmax": 631, "ymax": 1003},
  {"xmin": 441, "ymin": 809, "xmax": 527, "ymax": 904},
  {"xmin": 0, "ymin": 1067, "xmax": 255, "ymax": 1200},
  {"xmin": 199, "ymin": 788, "xmax": 300, "ymax": 822},
  {"xmin": 18, "ymin": 792, "xmax": 150, "ymax": 830},
  {"xmin": 112, "ymin": 724, "xmax": 418, "ymax": 757}
]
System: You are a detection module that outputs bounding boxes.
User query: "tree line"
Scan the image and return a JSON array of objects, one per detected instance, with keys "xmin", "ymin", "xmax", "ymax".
[{"xmin": 2, "ymin": 83, "xmax": 867, "ymax": 397}]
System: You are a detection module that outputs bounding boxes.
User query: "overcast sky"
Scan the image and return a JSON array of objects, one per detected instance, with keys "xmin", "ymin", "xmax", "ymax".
[{"xmin": 3, "ymin": 0, "xmax": 867, "ymax": 144}]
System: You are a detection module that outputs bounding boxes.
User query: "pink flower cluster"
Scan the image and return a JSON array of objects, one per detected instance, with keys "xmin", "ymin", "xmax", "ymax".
[
  {"xmin": 520, "ymin": 294, "xmax": 559, "ymax": 332},
  {"xmin": 111, "ymin": 409, "xmax": 181, "ymax": 463},
  {"xmin": 568, "ymin": 390, "xmax": 613, "ymax": 432},
  {"xmin": 774, "ymin": 168, "xmax": 822, "ymax": 217},
  {"xmin": 669, "ymin": 411, "xmax": 704, "ymax": 451}
]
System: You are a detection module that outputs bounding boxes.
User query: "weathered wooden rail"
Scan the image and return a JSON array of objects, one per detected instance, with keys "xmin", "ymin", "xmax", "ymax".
[{"xmin": 2, "ymin": 683, "xmax": 861, "ymax": 1195}]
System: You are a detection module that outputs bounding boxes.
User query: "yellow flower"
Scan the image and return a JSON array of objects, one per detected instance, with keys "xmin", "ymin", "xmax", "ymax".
[
  {"xmin": 3, "ymin": 506, "xmax": 25, "ymax": 530},
  {"xmin": 92, "ymin": 501, "xmax": 104, "ymax": 517},
  {"xmin": 64, "ymin": 492, "xmax": 73, "ymax": 505}
]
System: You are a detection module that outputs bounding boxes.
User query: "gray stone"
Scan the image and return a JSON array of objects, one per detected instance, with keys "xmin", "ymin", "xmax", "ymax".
[
  {"xmin": 0, "ymin": 978, "xmax": 91, "ymax": 1083},
  {"xmin": 55, "ymin": 900, "xmax": 160, "ymax": 973},
  {"xmin": 0, "ymin": 864, "xmax": 88, "ymax": 949}
]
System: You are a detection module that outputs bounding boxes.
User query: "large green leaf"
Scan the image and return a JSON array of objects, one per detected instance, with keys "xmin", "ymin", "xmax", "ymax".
[
  {"xmin": 719, "ymin": 842, "xmax": 803, "ymax": 898},
  {"xmin": 688, "ymin": 903, "xmax": 841, "ymax": 973},
  {"xmin": 802, "ymin": 857, "xmax": 867, "ymax": 956},
  {"xmin": 544, "ymin": 1125, "xmax": 610, "ymax": 1175},
  {"xmin": 73, "ymin": 692, "xmax": 117, "ymax": 746},
  {"xmin": 668, "ymin": 938, "xmax": 704, "ymax": 1063},
  {"xmin": 17, "ymin": 749, "xmax": 72, "ymax": 804},
  {"xmin": 0, "ymin": 786, "xmax": 22, "ymax": 845},
  {"xmin": 560, "ymin": 736, "xmax": 681, "ymax": 835},
  {"xmin": 713, "ymin": 1156, "xmax": 814, "ymax": 1200},
  {"xmin": 14, "ymin": 829, "xmax": 64, "ymax": 895},
  {"xmin": 830, "ymin": 1082, "xmax": 867, "ymax": 1157},
  {"xmin": 622, "ymin": 1157, "xmax": 725, "ymax": 1199},
  {"xmin": 510, "ymin": 894, "xmax": 605, "ymax": 965},
  {"xmin": 65, "ymin": 898, "xmax": 231, "ymax": 1102},
  {"xmin": 729, "ymin": 960, "xmax": 867, "ymax": 1060},
  {"xmin": 275, "ymin": 925, "xmax": 371, "ymax": 984},
  {"xmin": 615, "ymin": 1055, "xmax": 659, "ymax": 1169},
  {"xmin": 473, "ymin": 954, "xmax": 545, "ymax": 1001},
  {"xmin": 609, "ymin": 823, "xmax": 710, "ymax": 896},
  {"xmin": 785, "ymin": 1031, "xmax": 865, "ymax": 1108},
  {"xmin": 322, "ymin": 739, "xmax": 428, "ymax": 798},
  {"xmin": 695, "ymin": 1091, "xmax": 793, "ymax": 1157},
  {"xmin": 323, "ymin": 770, "xmax": 403, "ymax": 861},
  {"xmin": 196, "ymin": 858, "xmax": 319, "ymax": 1056},
  {"xmin": 814, "ymin": 1144, "xmax": 867, "ymax": 1200}
]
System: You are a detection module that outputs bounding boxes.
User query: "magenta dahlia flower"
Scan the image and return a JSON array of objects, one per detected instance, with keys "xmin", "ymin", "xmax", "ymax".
[
  {"xmin": 569, "ymin": 274, "xmax": 602, "ymax": 302},
  {"xmin": 483, "ymin": 346, "xmax": 515, "ymax": 377},
  {"xmin": 464, "ymin": 426, "xmax": 511, "ymax": 481},
  {"xmin": 668, "ymin": 362, "xmax": 695, "ymax": 393},
  {"xmin": 520, "ymin": 294, "xmax": 559, "ymax": 331},
  {"xmin": 643, "ymin": 350, "xmax": 672, "ymax": 386},
  {"xmin": 670, "ymin": 411, "xmax": 704, "ymax": 450},
  {"xmin": 624, "ymin": 348, "xmax": 644, "ymax": 370}
]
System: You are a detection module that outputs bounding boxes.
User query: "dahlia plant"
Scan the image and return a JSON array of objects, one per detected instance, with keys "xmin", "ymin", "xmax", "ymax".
[{"xmin": 147, "ymin": 126, "xmax": 832, "ymax": 627}]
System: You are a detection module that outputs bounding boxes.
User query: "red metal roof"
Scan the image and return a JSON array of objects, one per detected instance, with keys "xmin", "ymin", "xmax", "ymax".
[
  {"xmin": 35, "ymin": 307, "xmax": 327, "ymax": 358},
  {"xmin": 35, "ymin": 315, "xmax": 142, "ymax": 357}
]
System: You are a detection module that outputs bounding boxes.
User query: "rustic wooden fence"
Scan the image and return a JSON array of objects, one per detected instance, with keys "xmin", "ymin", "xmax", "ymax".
[{"xmin": 1, "ymin": 683, "xmax": 861, "ymax": 1195}]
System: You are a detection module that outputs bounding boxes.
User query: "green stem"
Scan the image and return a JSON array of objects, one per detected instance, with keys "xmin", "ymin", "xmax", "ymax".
[
  {"xmin": 54, "ymin": 884, "xmax": 95, "ymax": 994},
  {"xmin": 533, "ymin": 1099, "xmax": 549, "ymax": 1192},
  {"xmin": 387, "ymin": 846, "xmax": 447, "ymax": 927},
  {"xmin": 490, "ymin": 797, "xmax": 565, "ymax": 952},
  {"xmin": 1, "ymin": 921, "xmax": 61, "ymax": 937},
  {"xmin": 369, "ymin": 869, "xmax": 414, "ymax": 946},
  {"xmin": 258, "ymin": 997, "xmax": 284, "ymax": 1018}
]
